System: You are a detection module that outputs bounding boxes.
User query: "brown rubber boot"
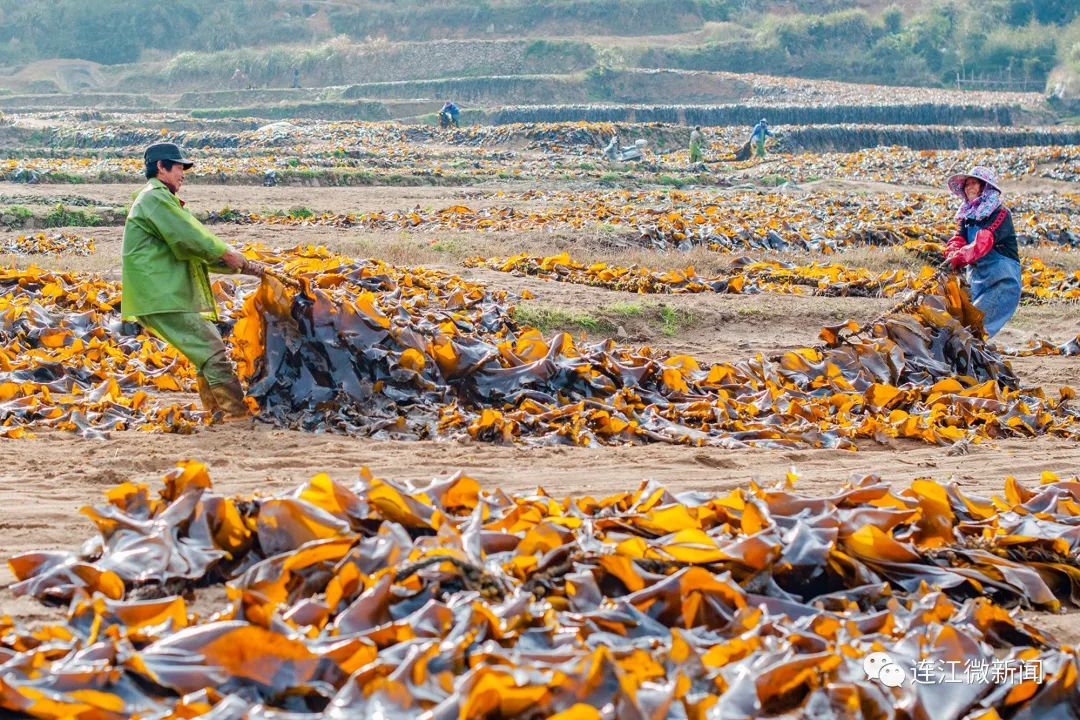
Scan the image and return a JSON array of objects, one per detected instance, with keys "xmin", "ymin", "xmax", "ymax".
[
  {"xmin": 208, "ymin": 379, "xmax": 250, "ymax": 419},
  {"xmin": 196, "ymin": 375, "xmax": 221, "ymax": 415}
]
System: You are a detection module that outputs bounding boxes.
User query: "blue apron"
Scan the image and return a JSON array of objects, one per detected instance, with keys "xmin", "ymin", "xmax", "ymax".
[{"xmin": 964, "ymin": 225, "xmax": 1021, "ymax": 338}]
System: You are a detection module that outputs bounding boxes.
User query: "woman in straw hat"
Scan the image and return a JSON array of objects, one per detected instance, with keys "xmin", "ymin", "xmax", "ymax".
[{"xmin": 943, "ymin": 166, "xmax": 1021, "ymax": 338}]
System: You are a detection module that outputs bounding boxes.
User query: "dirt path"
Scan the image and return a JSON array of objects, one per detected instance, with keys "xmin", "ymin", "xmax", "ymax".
[{"xmin": 2, "ymin": 428, "xmax": 1077, "ymax": 577}]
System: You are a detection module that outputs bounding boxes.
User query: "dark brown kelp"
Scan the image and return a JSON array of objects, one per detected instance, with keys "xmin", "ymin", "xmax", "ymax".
[{"xmin": 234, "ymin": 248, "xmax": 1075, "ymax": 448}]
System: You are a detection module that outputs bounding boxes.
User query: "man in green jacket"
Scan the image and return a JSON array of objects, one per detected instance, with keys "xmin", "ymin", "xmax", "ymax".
[{"xmin": 121, "ymin": 142, "xmax": 265, "ymax": 418}]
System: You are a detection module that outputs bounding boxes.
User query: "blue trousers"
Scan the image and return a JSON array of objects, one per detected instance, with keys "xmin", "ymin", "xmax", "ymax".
[{"xmin": 965, "ymin": 249, "xmax": 1021, "ymax": 338}]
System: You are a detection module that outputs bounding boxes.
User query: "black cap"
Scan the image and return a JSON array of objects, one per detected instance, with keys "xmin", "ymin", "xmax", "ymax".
[{"xmin": 143, "ymin": 142, "xmax": 194, "ymax": 168}]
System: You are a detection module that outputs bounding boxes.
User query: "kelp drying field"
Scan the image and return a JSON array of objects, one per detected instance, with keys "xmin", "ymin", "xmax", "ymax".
[{"xmin": 0, "ymin": 111, "xmax": 1078, "ymax": 719}]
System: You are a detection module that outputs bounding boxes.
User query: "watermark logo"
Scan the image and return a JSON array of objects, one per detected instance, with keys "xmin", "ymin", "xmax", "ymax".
[
  {"xmin": 863, "ymin": 654, "xmax": 1044, "ymax": 687},
  {"xmin": 863, "ymin": 652, "xmax": 905, "ymax": 688}
]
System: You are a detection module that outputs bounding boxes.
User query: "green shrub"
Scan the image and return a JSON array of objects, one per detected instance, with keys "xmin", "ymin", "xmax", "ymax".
[
  {"xmin": 512, "ymin": 305, "xmax": 613, "ymax": 334},
  {"xmin": 1005, "ymin": 0, "xmax": 1080, "ymax": 25},
  {"xmin": 1, "ymin": 206, "xmax": 33, "ymax": 228},
  {"xmin": 288, "ymin": 206, "xmax": 315, "ymax": 219},
  {"xmin": 882, "ymin": 5, "xmax": 903, "ymax": 34},
  {"xmin": 41, "ymin": 205, "xmax": 104, "ymax": 228},
  {"xmin": 657, "ymin": 175, "xmax": 688, "ymax": 188},
  {"xmin": 759, "ymin": 174, "xmax": 788, "ymax": 187},
  {"xmin": 658, "ymin": 304, "xmax": 694, "ymax": 336}
]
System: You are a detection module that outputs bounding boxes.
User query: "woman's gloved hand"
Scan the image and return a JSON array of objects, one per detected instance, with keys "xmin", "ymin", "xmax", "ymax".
[
  {"xmin": 944, "ymin": 234, "xmax": 965, "ymax": 255},
  {"xmin": 944, "ymin": 235, "xmax": 966, "ymax": 270},
  {"xmin": 947, "ymin": 229, "xmax": 994, "ymax": 269}
]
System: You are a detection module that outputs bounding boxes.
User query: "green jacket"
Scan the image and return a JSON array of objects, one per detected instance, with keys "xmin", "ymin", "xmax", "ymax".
[{"xmin": 121, "ymin": 179, "xmax": 231, "ymax": 321}]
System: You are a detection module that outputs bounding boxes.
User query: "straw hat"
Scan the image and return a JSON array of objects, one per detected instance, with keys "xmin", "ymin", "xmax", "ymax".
[{"xmin": 947, "ymin": 165, "xmax": 1001, "ymax": 199}]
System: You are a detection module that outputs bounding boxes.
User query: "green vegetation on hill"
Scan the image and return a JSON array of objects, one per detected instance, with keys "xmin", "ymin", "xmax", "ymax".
[
  {"xmin": 0, "ymin": 0, "xmax": 318, "ymax": 65},
  {"xmin": 641, "ymin": 3, "xmax": 1079, "ymax": 88},
  {"xmin": 131, "ymin": 39, "xmax": 595, "ymax": 91},
  {"xmin": 325, "ymin": 0, "xmax": 732, "ymax": 40},
  {"xmin": 0, "ymin": 0, "xmax": 1077, "ymax": 95}
]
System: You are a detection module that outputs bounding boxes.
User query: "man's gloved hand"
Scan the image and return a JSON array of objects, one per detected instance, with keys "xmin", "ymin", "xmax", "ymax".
[
  {"xmin": 221, "ymin": 249, "xmax": 269, "ymax": 277},
  {"xmin": 220, "ymin": 248, "xmax": 247, "ymax": 271}
]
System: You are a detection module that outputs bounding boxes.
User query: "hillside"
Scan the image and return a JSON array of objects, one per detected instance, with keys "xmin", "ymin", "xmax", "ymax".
[{"xmin": 0, "ymin": 0, "xmax": 1076, "ymax": 101}]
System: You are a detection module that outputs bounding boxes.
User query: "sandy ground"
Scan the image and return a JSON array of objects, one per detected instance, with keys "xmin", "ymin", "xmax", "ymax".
[{"xmin": 1, "ymin": 181, "xmax": 1077, "ymax": 639}]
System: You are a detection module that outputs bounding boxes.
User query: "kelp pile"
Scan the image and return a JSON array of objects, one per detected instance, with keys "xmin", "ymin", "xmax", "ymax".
[
  {"xmin": 1015, "ymin": 257, "xmax": 1080, "ymax": 304},
  {"xmin": 6, "ymin": 462, "xmax": 1080, "ymax": 718},
  {"xmin": 233, "ymin": 247, "xmax": 1076, "ymax": 448},
  {"xmin": 0, "ymin": 251, "xmax": 518, "ymax": 440},
  {"xmin": 780, "ymin": 145, "xmax": 1080, "ymax": 187},
  {"xmin": 464, "ymin": 250, "xmax": 1080, "ymax": 360},
  {"xmin": 484, "ymin": 103, "xmax": 1025, "ymax": 128},
  {"xmin": 195, "ymin": 190, "xmax": 1080, "ymax": 253},
  {"xmin": 0, "ymin": 266, "xmax": 204, "ymax": 438},
  {"xmin": 0, "ymin": 242, "xmax": 1073, "ymax": 446},
  {"xmin": 731, "ymin": 69, "xmax": 1041, "ymax": 107},
  {"xmin": 465, "ymin": 252, "xmax": 931, "ymax": 298},
  {"xmin": 594, "ymin": 189, "xmax": 1080, "ymax": 252},
  {"xmin": 406, "ymin": 120, "xmax": 625, "ymax": 149},
  {"xmin": 778, "ymin": 124, "xmax": 1080, "ymax": 153},
  {"xmin": 0, "ymin": 232, "xmax": 95, "ymax": 256},
  {"xmin": 0, "ymin": 193, "xmax": 107, "ymax": 207},
  {"xmin": 35, "ymin": 114, "xmax": 373, "ymax": 151},
  {"xmin": 464, "ymin": 249, "xmax": 1080, "ymax": 303},
  {"xmin": 902, "ymin": 240, "xmax": 1080, "ymax": 306},
  {"xmin": 1006, "ymin": 336, "xmax": 1080, "ymax": 357}
]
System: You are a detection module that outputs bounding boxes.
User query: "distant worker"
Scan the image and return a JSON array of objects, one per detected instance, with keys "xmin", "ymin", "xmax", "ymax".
[
  {"xmin": 688, "ymin": 126, "xmax": 704, "ymax": 165},
  {"xmin": 121, "ymin": 143, "xmax": 268, "ymax": 418},
  {"xmin": 749, "ymin": 118, "xmax": 774, "ymax": 159},
  {"xmin": 439, "ymin": 100, "xmax": 460, "ymax": 129},
  {"xmin": 291, "ymin": 65, "xmax": 300, "ymax": 89},
  {"xmin": 603, "ymin": 134, "xmax": 620, "ymax": 161},
  {"xmin": 230, "ymin": 67, "xmax": 246, "ymax": 90},
  {"xmin": 943, "ymin": 166, "xmax": 1020, "ymax": 338}
]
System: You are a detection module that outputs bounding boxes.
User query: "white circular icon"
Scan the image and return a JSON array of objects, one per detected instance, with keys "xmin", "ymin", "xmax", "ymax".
[
  {"xmin": 863, "ymin": 652, "xmax": 906, "ymax": 688},
  {"xmin": 863, "ymin": 652, "xmax": 892, "ymax": 680},
  {"xmin": 878, "ymin": 663, "xmax": 906, "ymax": 687}
]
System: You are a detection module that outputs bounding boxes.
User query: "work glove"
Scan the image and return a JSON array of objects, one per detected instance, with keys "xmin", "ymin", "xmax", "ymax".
[
  {"xmin": 948, "ymin": 229, "xmax": 994, "ymax": 270},
  {"xmin": 944, "ymin": 235, "xmax": 966, "ymax": 270}
]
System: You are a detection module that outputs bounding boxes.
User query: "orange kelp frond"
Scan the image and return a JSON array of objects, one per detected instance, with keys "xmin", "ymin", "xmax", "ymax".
[
  {"xmin": 0, "ymin": 265, "xmax": 204, "ymax": 438},
  {"xmin": 199, "ymin": 188, "xmax": 1079, "ymax": 254},
  {"xmin": 467, "ymin": 245, "xmax": 1079, "ymax": 303},
  {"xmin": 5, "ymin": 464, "xmax": 1080, "ymax": 717}
]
